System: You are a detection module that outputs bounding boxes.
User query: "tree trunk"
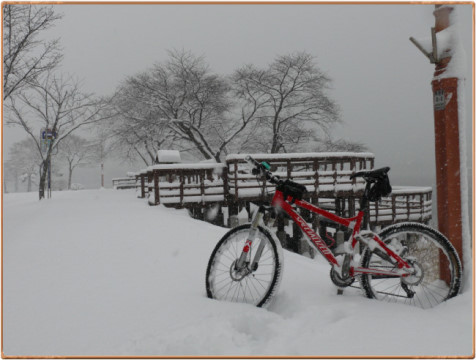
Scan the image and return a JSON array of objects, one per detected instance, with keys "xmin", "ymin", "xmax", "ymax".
[
  {"xmin": 27, "ymin": 174, "xmax": 32, "ymax": 192},
  {"xmin": 68, "ymin": 167, "xmax": 73, "ymax": 190},
  {"xmin": 14, "ymin": 169, "xmax": 18, "ymax": 192},
  {"xmin": 38, "ymin": 159, "xmax": 48, "ymax": 200},
  {"xmin": 101, "ymin": 163, "xmax": 104, "ymax": 188},
  {"xmin": 271, "ymin": 134, "xmax": 281, "ymax": 154}
]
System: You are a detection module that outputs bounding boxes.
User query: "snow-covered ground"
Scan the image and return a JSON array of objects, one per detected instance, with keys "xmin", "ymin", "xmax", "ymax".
[{"xmin": 3, "ymin": 189, "xmax": 473, "ymax": 357}]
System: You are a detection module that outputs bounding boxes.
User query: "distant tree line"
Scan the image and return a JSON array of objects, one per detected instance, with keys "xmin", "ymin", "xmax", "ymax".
[{"xmin": 3, "ymin": 4, "xmax": 367, "ymax": 198}]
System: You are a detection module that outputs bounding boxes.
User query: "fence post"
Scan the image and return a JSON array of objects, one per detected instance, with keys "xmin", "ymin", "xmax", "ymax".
[
  {"xmin": 313, "ymin": 159, "xmax": 319, "ymax": 198},
  {"xmin": 178, "ymin": 170, "xmax": 184, "ymax": 205},
  {"xmin": 222, "ymin": 165, "xmax": 229, "ymax": 205},
  {"xmin": 233, "ymin": 161, "xmax": 238, "ymax": 199},
  {"xmin": 154, "ymin": 170, "xmax": 160, "ymax": 205},
  {"xmin": 375, "ymin": 200, "xmax": 379, "ymax": 223},
  {"xmin": 292, "ymin": 220, "xmax": 302, "ymax": 253},
  {"xmin": 200, "ymin": 169, "xmax": 205, "ymax": 204},
  {"xmin": 392, "ymin": 195, "xmax": 397, "ymax": 223},
  {"xmin": 276, "ymin": 213, "xmax": 287, "ymax": 248},
  {"xmin": 140, "ymin": 174, "xmax": 145, "ymax": 198}
]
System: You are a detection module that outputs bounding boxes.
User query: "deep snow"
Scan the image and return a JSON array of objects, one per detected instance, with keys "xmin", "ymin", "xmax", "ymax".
[{"xmin": 2, "ymin": 189, "xmax": 473, "ymax": 357}]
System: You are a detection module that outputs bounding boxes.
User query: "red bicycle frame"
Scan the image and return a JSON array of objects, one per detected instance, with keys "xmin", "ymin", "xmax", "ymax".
[{"xmin": 270, "ymin": 190, "xmax": 412, "ymax": 277}]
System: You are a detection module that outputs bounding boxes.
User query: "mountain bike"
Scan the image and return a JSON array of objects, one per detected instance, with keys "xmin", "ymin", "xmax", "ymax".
[{"xmin": 206, "ymin": 156, "xmax": 462, "ymax": 309}]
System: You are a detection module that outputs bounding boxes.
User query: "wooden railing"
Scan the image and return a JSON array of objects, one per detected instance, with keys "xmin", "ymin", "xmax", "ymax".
[
  {"xmin": 129, "ymin": 152, "xmax": 432, "ymax": 227},
  {"xmin": 142, "ymin": 163, "xmax": 227, "ymax": 206},
  {"xmin": 112, "ymin": 176, "xmax": 137, "ymax": 190},
  {"xmin": 369, "ymin": 187, "xmax": 433, "ymax": 227},
  {"xmin": 225, "ymin": 152, "xmax": 375, "ymax": 200}
]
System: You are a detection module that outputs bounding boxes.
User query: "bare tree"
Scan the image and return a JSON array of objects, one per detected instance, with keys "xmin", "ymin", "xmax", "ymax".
[
  {"xmin": 109, "ymin": 75, "xmax": 175, "ymax": 166},
  {"xmin": 108, "ymin": 50, "xmax": 343, "ymax": 161},
  {"xmin": 111, "ymin": 50, "xmax": 256, "ymax": 163},
  {"xmin": 235, "ymin": 52, "xmax": 340, "ymax": 153},
  {"xmin": 5, "ymin": 72, "xmax": 112, "ymax": 199},
  {"xmin": 3, "ymin": 4, "xmax": 62, "ymax": 100},
  {"xmin": 57, "ymin": 135, "xmax": 95, "ymax": 189},
  {"xmin": 5, "ymin": 138, "xmax": 43, "ymax": 192},
  {"xmin": 143, "ymin": 50, "xmax": 232, "ymax": 161}
]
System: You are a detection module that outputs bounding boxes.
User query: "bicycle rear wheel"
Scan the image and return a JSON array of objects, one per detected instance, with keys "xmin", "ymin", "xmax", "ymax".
[
  {"xmin": 206, "ymin": 224, "xmax": 283, "ymax": 308},
  {"xmin": 360, "ymin": 223, "xmax": 462, "ymax": 309}
]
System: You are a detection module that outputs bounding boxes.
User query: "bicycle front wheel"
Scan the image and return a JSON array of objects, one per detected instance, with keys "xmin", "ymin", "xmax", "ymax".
[
  {"xmin": 360, "ymin": 223, "xmax": 462, "ymax": 309},
  {"xmin": 206, "ymin": 224, "xmax": 283, "ymax": 308}
]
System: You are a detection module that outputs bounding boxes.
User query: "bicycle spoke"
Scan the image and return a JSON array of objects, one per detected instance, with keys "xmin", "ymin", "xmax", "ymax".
[{"xmin": 362, "ymin": 224, "xmax": 461, "ymax": 309}]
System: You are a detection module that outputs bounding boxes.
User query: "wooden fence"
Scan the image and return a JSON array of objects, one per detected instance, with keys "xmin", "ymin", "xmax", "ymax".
[
  {"xmin": 112, "ymin": 176, "xmax": 137, "ymax": 190},
  {"xmin": 138, "ymin": 163, "xmax": 227, "ymax": 206},
  {"xmin": 128, "ymin": 152, "xmax": 432, "ymax": 230},
  {"xmin": 225, "ymin": 152, "xmax": 374, "ymax": 201}
]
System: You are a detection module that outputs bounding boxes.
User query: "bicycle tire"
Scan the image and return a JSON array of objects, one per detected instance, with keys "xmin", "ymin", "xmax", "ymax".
[
  {"xmin": 206, "ymin": 224, "xmax": 283, "ymax": 308},
  {"xmin": 360, "ymin": 222, "xmax": 462, "ymax": 308}
]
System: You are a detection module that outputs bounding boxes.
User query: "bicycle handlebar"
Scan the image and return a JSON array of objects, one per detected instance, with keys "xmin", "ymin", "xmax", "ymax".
[{"xmin": 244, "ymin": 156, "xmax": 283, "ymax": 185}]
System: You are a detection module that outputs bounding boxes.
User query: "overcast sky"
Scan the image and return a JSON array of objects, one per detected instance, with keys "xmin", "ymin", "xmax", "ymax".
[{"xmin": 3, "ymin": 3, "xmax": 473, "ymax": 190}]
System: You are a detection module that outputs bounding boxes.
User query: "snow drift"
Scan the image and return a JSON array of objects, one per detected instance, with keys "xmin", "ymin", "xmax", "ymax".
[{"xmin": 3, "ymin": 189, "xmax": 473, "ymax": 357}]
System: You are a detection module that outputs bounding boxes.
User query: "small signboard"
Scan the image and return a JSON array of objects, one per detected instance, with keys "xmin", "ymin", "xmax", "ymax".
[
  {"xmin": 41, "ymin": 129, "xmax": 57, "ymax": 140},
  {"xmin": 434, "ymin": 89, "xmax": 446, "ymax": 111}
]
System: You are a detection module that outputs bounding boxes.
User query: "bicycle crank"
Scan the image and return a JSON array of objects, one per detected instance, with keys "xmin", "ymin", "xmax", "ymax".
[
  {"xmin": 330, "ymin": 254, "xmax": 354, "ymax": 287},
  {"xmin": 330, "ymin": 268, "xmax": 355, "ymax": 287}
]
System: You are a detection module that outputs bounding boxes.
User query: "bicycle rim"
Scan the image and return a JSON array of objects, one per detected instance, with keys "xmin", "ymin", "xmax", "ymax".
[{"xmin": 361, "ymin": 224, "xmax": 461, "ymax": 309}]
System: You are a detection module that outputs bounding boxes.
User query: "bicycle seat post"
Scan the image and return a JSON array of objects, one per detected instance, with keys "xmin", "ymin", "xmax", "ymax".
[{"xmin": 360, "ymin": 180, "xmax": 372, "ymax": 212}]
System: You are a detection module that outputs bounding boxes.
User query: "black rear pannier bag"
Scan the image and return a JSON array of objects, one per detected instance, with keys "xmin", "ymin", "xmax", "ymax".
[{"xmin": 368, "ymin": 174, "xmax": 392, "ymax": 202}]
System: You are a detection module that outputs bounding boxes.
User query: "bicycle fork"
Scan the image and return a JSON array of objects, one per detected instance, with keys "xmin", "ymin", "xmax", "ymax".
[{"xmin": 235, "ymin": 206, "xmax": 267, "ymax": 272}]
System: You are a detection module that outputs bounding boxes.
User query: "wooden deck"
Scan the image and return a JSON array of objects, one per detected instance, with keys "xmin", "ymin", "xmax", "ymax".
[{"xmin": 129, "ymin": 152, "xmax": 432, "ymax": 229}]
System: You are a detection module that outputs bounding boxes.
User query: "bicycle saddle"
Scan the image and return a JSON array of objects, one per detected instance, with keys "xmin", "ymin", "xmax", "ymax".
[{"xmin": 350, "ymin": 167, "xmax": 390, "ymax": 180}]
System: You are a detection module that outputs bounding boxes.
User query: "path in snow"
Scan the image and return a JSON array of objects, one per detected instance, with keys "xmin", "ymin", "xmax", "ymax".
[{"xmin": 3, "ymin": 189, "xmax": 473, "ymax": 356}]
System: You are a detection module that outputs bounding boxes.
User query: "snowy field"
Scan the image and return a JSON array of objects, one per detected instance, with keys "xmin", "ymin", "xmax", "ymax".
[{"xmin": 3, "ymin": 189, "xmax": 473, "ymax": 357}]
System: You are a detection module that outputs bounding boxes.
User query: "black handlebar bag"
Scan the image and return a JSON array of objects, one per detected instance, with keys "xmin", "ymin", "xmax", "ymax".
[{"xmin": 277, "ymin": 180, "xmax": 307, "ymax": 203}]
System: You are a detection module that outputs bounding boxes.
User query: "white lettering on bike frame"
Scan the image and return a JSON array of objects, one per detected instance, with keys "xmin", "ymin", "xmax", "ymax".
[{"xmin": 283, "ymin": 204, "xmax": 339, "ymax": 266}]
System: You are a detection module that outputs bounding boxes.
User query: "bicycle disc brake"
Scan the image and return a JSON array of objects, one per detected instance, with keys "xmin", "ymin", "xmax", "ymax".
[{"xmin": 230, "ymin": 260, "xmax": 250, "ymax": 281}]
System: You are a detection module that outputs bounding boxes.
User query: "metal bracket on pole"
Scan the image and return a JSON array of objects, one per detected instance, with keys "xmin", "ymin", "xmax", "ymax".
[
  {"xmin": 431, "ymin": 27, "xmax": 438, "ymax": 63},
  {"xmin": 409, "ymin": 27, "xmax": 439, "ymax": 64}
]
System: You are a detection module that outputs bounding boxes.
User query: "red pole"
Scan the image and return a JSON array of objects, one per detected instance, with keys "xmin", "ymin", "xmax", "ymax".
[{"xmin": 431, "ymin": 5, "xmax": 464, "ymax": 267}]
